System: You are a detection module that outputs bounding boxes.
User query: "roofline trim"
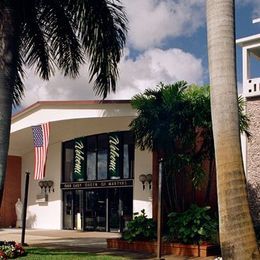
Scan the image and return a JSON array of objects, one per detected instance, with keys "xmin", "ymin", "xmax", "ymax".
[
  {"xmin": 236, "ymin": 34, "xmax": 260, "ymax": 46},
  {"xmin": 12, "ymin": 100, "xmax": 131, "ymax": 121}
]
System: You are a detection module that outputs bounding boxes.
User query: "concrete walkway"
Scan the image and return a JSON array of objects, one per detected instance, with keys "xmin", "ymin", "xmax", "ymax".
[{"xmin": 0, "ymin": 228, "xmax": 217, "ymax": 259}]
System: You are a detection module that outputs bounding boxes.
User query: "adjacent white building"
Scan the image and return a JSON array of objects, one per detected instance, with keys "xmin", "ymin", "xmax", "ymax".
[{"xmin": 237, "ymin": 32, "xmax": 260, "ymax": 225}]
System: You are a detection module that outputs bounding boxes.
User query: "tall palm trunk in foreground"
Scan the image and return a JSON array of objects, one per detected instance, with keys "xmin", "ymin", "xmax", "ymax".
[
  {"xmin": 0, "ymin": 8, "xmax": 17, "ymax": 204},
  {"xmin": 206, "ymin": 1, "xmax": 259, "ymax": 259}
]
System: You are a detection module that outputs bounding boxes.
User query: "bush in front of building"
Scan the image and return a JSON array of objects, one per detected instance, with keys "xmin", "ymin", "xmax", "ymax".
[
  {"xmin": 0, "ymin": 241, "xmax": 26, "ymax": 259},
  {"xmin": 166, "ymin": 204, "xmax": 218, "ymax": 245},
  {"xmin": 123, "ymin": 209, "xmax": 156, "ymax": 242}
]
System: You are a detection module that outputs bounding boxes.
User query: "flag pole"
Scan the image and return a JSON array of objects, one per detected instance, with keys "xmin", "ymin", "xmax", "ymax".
[{"xmin": 21, "ymin": 171, "xmax": 30, "ymax": 246}]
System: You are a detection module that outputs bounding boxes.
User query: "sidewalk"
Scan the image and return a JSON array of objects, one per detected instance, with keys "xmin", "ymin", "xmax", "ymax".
[{"xmin": 0, "ymin": 228, "xmax": 216, "ymax": 259}]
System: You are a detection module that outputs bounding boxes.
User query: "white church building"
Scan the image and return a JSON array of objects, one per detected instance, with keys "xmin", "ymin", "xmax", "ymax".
[{"xmin": 2, "ymin": 100, "xmax": 154, "ymax": 230}]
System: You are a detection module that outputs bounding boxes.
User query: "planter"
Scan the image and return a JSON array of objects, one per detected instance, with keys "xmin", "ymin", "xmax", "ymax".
[{"xmin": 107, "ymin": 238, "xmax": 220, "ymax": 257}]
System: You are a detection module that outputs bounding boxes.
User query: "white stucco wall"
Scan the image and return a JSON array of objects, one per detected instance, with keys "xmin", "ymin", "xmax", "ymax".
[
  {"xmin": 21, "ymin": 142, "xmax": 62, "ymax": 229},
  {"xmin": 133, "ymin": 149, "xmax": 153, "ymax": 218}
]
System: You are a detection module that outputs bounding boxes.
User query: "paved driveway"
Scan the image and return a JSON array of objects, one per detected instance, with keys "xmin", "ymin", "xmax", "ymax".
[{"xmin": 0, "ymin": 228, "xmax": 216, "ymax": 259}]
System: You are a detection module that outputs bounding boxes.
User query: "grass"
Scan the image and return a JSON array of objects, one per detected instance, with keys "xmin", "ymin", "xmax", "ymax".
[{"xmin": 21, "ymin": 247, "xmax": 127, "ymax": 259}]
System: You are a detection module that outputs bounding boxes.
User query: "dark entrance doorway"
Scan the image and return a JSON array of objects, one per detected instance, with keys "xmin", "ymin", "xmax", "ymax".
[
  {"xmin": 63, "ymin": 187, "xmax": 133, "ymax": 232},
  {"xmin": 84, "ymin": 190, "xmax": 106, "ymax": 231}
]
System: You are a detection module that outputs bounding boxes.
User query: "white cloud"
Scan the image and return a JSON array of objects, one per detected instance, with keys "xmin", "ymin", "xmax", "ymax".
[
  {"xmin": 108, "ymin": 48, "xmax": 204, "ymax": 99},
  {"xmin": 21, "ymin": 65, "xmax": 97, "ymax": 108},
  {"xmin": 21, "ymin": 48, "xmax": 204, "ymax": 107},
  {"xmin": 124, "ymin": 0, "xmax": 205, "ymax": 50},
  {"xmin": 19, "ymin": 1, "xmax": 207, "ymax": 108}
]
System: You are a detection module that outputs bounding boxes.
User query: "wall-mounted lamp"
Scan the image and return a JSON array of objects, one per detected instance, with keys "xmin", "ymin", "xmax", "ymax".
[
  {"xmin": 139, "ymin": 174, "xmax": 152, "ymax": 190},
  {"xmin": 146, "ymin": 174, "xmax": 152, "ymax": 189},
  {"xmin": 139, "ymin": 174, "xmax": 147, "ymax": 190},
  {"xmin": 38, "ymin": 180, "xmax": 54, "ymax": 193}
]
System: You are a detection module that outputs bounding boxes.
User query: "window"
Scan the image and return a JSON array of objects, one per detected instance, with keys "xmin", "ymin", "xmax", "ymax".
[
  {"xmin": 123, "ymin": 132, "xmax": 134, "ymax": 179},
  {"xmin": 63, "ymin": 141, "xmax": 74, "ymax": 182},
  {"xmin": 86, "ymin": 136, "xmax": 96, "ymax": 180},
  {"xmin": 97, "ymin": 135, "xmax": 108, "ymax": 180},
  {"xmin": 62, "ymin": 131, "xmax": 134, "ymax": 182}
]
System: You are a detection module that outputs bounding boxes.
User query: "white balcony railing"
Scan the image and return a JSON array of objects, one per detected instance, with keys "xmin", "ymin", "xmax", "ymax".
[{"xmin": 244, "ymin": 77, "xmax": 260, "ymax": 97}]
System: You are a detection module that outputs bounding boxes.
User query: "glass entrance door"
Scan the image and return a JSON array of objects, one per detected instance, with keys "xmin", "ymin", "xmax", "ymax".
[
  {"xmin": 121, "ymin": 187, "xmax": 133, "ymax": 231},
  {"xmin": 94, "ymin": 190, "xmax": 106, "ymax": 231},
  {"xmin": 63, "ymin": 191, "xmax": 73, "ymax": 229},
  {"xmin": 74, "ymin": 190, "xmax": 83, "ymax": 230},
  {"xmin": 109, "ymin": 189, "xmax": 120, "ymax": 232},
  {"xmin": 108, "ymin": 188, "xmax": 133, "ymax": 232},
  {"xmin": 84, "ymin": 190, "xmax": 106, "ymax": 231},
  {"xmin": 63, "ymin": 187, "xmax": 133, "ymax": 232}
]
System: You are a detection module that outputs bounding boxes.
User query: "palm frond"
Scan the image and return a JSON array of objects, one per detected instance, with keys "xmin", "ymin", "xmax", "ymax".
[
  {"xmin": 21, "ymin": 3, "xmax": 54, "ymax": 80},
  {"xmin": 40, "ymin": 0, "xmax": 84, "ymax": 78},
  {"xmin": 74, "ymin": 0, "xmax": 128, "ymax": 98},
  {"xmin": 12, "ymin": 69, "xmax": 24, "ymax": 107},
  {"xmin": 238, "ymin": 95, "xmax": 251, "ymax": 137},
  {"xmin": 3, "ymin": 0, "xmax": 128, "ymax": 102},
  {"xmin": 12, "ymin": 46, "xmax": 25, "ymax": 106}
]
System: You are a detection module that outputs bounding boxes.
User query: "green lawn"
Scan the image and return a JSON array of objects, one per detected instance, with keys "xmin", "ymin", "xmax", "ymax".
[{"xmin": 21, "ymin": 248, "xmax": 127, "ymax": 259}]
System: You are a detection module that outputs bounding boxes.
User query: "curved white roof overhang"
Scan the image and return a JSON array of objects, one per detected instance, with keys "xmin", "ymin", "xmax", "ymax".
[{"xmin": 9, "ymin": 100, "xmax": 137, "ymax": 156}]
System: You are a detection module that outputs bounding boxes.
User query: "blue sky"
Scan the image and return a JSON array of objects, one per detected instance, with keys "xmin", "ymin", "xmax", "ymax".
[
  {"xmin": 236, "ymin": 2, "xmax": 260, "ymax": 83},
  {"xmin": 20, "ymin": 0, "xmax": 260, "ymax": 108}
]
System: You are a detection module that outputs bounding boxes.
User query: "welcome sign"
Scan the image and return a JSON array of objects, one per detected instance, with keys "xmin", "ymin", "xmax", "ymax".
[
  {"xmin": 109, "ymin": 133, "xmax": 120, "ymax": 179},
  {"xmin": 74, "ymin": 138, "xmax": 85, "ymax": 181}
]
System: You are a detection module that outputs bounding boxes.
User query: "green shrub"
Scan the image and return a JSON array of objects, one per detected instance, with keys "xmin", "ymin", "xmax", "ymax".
[
  {"xmin": 123, "ymin": 209, "xmax": 156, "ymax": 242},
  {"xmin": 167, "ymin": 204, "xmax": 218, "ymax": 245}
]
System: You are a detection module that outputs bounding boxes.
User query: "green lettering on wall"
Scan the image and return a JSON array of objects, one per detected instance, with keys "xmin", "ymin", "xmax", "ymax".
[
  {"xmin": 74, "ymin": 138, "xmax": 85, "ymax": 181},
  {"xmin": 109, "ymin": 134, "xmax": 120, "ymax": 179}
]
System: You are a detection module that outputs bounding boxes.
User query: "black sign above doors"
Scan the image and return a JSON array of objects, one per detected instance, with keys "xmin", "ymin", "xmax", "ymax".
[{"xmin": 60, "ymin": 179, "xmax": 133, "ymax": 190}]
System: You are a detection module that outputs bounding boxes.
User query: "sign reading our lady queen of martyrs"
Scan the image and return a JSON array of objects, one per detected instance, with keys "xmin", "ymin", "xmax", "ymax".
[{"xmin": 61, "ymin": 179, "xmax": 133, "ymax": 189}]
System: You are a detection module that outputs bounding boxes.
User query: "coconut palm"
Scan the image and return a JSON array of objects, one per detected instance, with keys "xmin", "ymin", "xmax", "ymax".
[
  {"xmin": 0, "ymin": 0, "xmax": 127, "ymax": 204},
  {"xmin": 206, "ymin": 1, "xmax": 259, "ymax": 258}
]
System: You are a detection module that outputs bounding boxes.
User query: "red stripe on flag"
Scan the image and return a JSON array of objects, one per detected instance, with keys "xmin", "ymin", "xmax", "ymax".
[{"xmin": 32, "ymin": 122, "xmax": 50, "ymax": 180}]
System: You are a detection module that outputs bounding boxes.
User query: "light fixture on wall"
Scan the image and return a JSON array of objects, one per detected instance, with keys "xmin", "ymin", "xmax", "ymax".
[
  {"xmin": 146, "ymin": 174, "xmax": 152, "ymax": 189},
  {"xmin": 139, "ymin": 174, "xmax": 147, "ymax": 190},
  {"xmin": 38, "ymin": 180, "xmax": 54, "ymax": 193},
  {"xmin": 139, "ymin": 174, "xmax": 152, "ymax": 190}
]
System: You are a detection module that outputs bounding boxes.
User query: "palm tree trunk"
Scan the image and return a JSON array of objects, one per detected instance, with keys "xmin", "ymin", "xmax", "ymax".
[
  {"xmin": 206, "ymin": 1, "xmax": 260, "ymax": 259},
  {"xmin": 0, "ymin": 8, "xmax": 16, "ymax": 206}
]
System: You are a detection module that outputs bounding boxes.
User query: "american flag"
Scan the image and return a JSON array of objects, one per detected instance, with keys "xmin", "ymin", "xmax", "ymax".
[{"xmin": 32, "ymin": 122, "xmax": 50, "ymax": 180}]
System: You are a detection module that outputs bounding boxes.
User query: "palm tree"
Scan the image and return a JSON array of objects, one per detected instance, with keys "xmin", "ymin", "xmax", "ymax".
[
  {"xmin": 0, "ymin": 0, "xmax": 127, "ymax": 205},
  {"xmin": 130, "ymin": 82, "xmax": 211, "ymax": 215},
  {"xmin": 130, "ymin": 82, "xmax": 251, "ymax": 218},
  {"xmin": 206, "ymin": 1, "xmax": 259, "ymax": 258}
]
